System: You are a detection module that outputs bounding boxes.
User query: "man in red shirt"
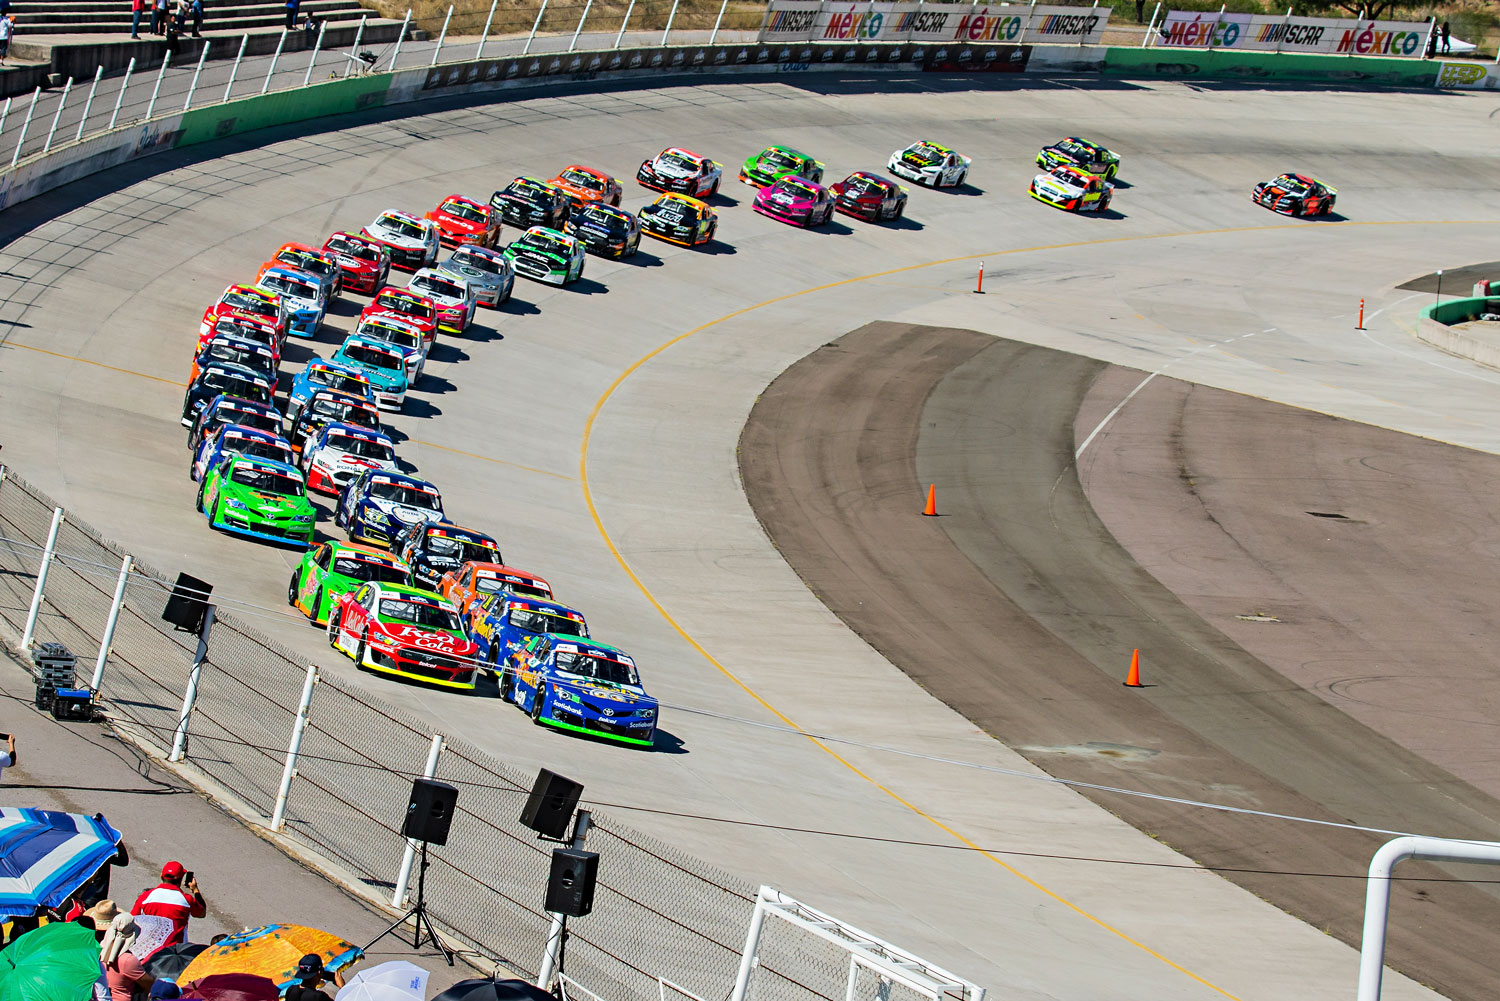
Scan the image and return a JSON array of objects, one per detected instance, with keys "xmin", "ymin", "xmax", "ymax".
[{"xmin": 130, "ymin": 861, "xmax": 206, "ymax": 948}]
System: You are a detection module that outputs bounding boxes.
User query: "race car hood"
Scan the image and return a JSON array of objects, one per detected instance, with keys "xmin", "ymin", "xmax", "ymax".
[
  {"xmin": 369, "ymin": 225, "xmax": 428, "ymax": 249},
  {"xmin": 1033, "ymin": 172, "xmax": 1085, "ymax": 199},
  {"xmin": 440, "ymin": 262, "xmax": 506, "ymax": 288},
  {"xmin": 759, "ymin": 187, "xmax": 815, "ymax": 211},
  {"xmin": 328, "ymin": 250, "xmax": 378, "ymax": 273},
  {"xmin": 649, "ymin": 157, "xmax": 697, "ymax": 180},
  {"xmin": 311, "ymin": 447, "xmax": 396, "ymax": 475},
  {"xmin": 551, "ymin": 678, "xmax": 657, "ymax": 711},
  {"xmin": 221, "ymin": 481, "xmax": 309, "ymax": 518},
  {"xmin": 371, "ymin": 620, "xmax": 473, "ymax": 655},
  {"xmin": 434, "ymin": 212, "xmax": 485, "ymax": 233},
  {"xmin": 367, "ymin": 496, "xmax": 441, "ymax": 525}
]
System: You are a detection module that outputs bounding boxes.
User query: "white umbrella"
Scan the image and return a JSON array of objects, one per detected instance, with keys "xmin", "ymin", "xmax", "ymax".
[{"xmin": 336, "ymin": 961, "xmax": 429, "ymax": 1001}]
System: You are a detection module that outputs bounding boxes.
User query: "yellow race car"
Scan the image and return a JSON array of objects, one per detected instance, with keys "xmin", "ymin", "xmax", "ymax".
[{"xmin": 638, "ymin": 193, "xmax": 718, "ymax": 248}]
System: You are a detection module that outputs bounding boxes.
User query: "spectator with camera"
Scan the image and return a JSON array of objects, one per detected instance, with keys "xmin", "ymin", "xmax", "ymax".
[{"xmin": 130, "ymin": 862, "xmax": 205, "ymax": 948}]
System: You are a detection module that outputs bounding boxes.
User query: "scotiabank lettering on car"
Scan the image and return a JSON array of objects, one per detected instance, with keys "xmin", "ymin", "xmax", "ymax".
[
  {"xmin": 950, "ymin": 9, "xmax": 1024, "ymax": 41},
  {"xmin": 823, "ymin": 8, "xmax": 885, "ymax": 39}
]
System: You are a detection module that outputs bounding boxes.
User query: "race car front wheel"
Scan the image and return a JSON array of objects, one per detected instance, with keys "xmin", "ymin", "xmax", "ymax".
[
  {"xmin": 355, "ymin": 632, "xmax": 368, "ymax": 669},
  {"xmin": 287, "ymin": 572, "xmax": 300, "ymax": 608},
  {"xmin": 326, "ymin": 613, "xmax": 341, "ymax": 648},
  {"xmin": 531, "ymin": 691, "xmax": 545, "ymax": 724}
]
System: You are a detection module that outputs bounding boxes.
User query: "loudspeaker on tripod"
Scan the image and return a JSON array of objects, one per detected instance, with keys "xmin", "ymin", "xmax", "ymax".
[
  {"xmin": 520, "ymin": 768, "xmax": 583, "ymax": 839},
  {"xmin": 162, "ymin": 572, "xmax": 213, "ymax": 634},
  {"xmin": 545, "ymin": 847, "xmax": 598, "ymax": 918},
  {"xmin": 403, "ymin": 777, "xmax": 458, "ymax": 845}
]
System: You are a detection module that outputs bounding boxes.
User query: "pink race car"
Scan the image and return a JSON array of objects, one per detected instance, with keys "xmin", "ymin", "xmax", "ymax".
[{"xmin": 753, "ymin": 176, "xmax": 835, "ymax": 228}]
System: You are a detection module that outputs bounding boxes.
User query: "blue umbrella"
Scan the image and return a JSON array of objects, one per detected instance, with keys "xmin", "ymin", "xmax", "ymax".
[{"xmin": 0, "ymin": 807, "xmax": 123, "ymax": 919}]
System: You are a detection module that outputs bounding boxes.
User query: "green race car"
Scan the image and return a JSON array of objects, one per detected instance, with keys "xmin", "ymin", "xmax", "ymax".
[
  {"xmin": 196, "ymin": 454, "xmax": 315, "ymax": 546},
  {"xmin": 1036, "ymin": 137, "xmax": 1120, "ymax": 180},
  {"xmin": 502, "ymin": 226, "xmax": 586, "ymax": 286},
  {"xmin": 289, "ymin": 540, "xmax": 412, "ymax": 625},
  {"xmin": 738, "ymin": 145, "xmax": 824, "ymax": 188}
]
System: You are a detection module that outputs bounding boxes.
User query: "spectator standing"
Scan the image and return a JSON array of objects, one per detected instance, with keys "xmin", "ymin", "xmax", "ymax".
[
  {"xmin": 1441, "ymin": 19, "xmax": 1451, "ymax": 53},
  {"xmin": 282, "ymin": 956, "xmax": 344, "ymax": 1001},
  {"xmin": 0, "ymin": 15, "xmax": 13, "ymax": 68},
  {"xmin": 189, "ymin": 0, "xmax": 202, "ymax": 37},
  {"xmin": 130, "ymin": 0, "xmax": 144, "ymax": 37},
  {"xmin": 1134, "ymin": 0, "xmax": 1144, "ymax": 23},
  {"xmin": 284, "ymin": 0, "xmax": 299, "ymax": 31},
  {"xmin": 303, "ymin": 12, "xmax": 316, "ymax": 38},
  {"xmin": 130, "ymin": 862, "xmax": 205, "ymax": 949},
  {"xmin": 151, "ymin": 0, "xmax": 167, "ymax": 35}
]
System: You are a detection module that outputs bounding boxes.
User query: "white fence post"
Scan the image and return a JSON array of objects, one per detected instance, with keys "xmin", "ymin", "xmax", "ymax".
[
  {"xmin": 11, "ymin": 87, "xmax": 40, "ymax": 168},
  {"xmin": 41, "ymin": 77, "xmax": 72, "ymax": 155},
  {"xmin": 730, "ymin": 892, "xmax": 771, "ymax": 1001},
  {"xmin": 430, "ymin": 4, "xmax": 453, "ymax": 64},
  {"xmin": 661, "ymin": 0, "xmax": 681, "ymax": 45},
  {"xmin": 568, "ymin": 0, "xmax": 593, "ymax": 50},
  {"xmin": 1141, "ymin": 1, "xmax": 1160, "ymax": 46},
  {"xmin": 270, "ymin": 663, "xmax": 319, "ymax": 831},
  {"xmin": 614, "ymin": 0, "xmax": 635, "ymax": 47},
  {"xmin": 88, "ymin": 554, "xmax": 133, "ymax": 693},
  {"xmin": 392, "ymin": 733, "xmax": 444, "ymax": 906},
  {"xmin": 108, "ymin": 57, "xmax": 136, "ymax": 129},
  {"xmin": 345, "ymin": 16, "xmax": 367, "ymax": 76},
  {"xmin": 475, "ymin": 0, "xmax": 497, "ymax": 59},
  {"xmin": 223, "ymin": 34, "xmax": 248, "ymax": 101},
  {"xmin": 304, "ymin": 21, "xmax": 327, "ymax": 84},
  {"xmin": 523, "ymin": 0, "xmax": 548, "ymax": 54},
  {"xmin": 183, "ymin": 40, "xmax": 211, "ymax": 110},
  {"xmin": 708, "ymin": 0, "xmax": 729, "ymax": 44},
  {"xmin": 261, "ymin": 29, "xmax": 288, "ymax": 93},
  {"xmin": 0, "ymin": 97, "xmax": 12, "ymax": 144},
  {"xmin": 168, "ymin": 605, "xmax": 214, "ymax": 763},
  {"xmin": 20, "ymin": 507, "xmax": 64, "ymax": 649},
  {"xmin": 144, "ymin": 50, "xmax": 171, "ymax": 120},
  {"xmin": 389, "ymin": 9, "xmax": 412, "ymax": 69},
  {"xmin": 74, "ymin": 66, "xmax": 103, "ymax": 143}
]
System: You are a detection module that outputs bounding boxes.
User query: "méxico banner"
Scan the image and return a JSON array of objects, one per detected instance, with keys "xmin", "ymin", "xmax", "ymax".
[
  {"xmin": 760, "ymin": 1, "xmax": 1110, "ymax": 45},
  {"xmin": 1153, "ymin": 10, "xmax": 1430, "ymax": 56}
]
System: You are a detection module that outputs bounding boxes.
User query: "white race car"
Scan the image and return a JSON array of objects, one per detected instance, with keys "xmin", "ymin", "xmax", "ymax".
[
  {"xmin": 361, "ymin": 210, "xmax": 441, "ymax": 272},
  {"xmin": 355, "ymin": 314, "xmax": 429, "ymax": 383},
  {"xmin": 636, "ymin": 147, "xmax": 723, "ymax": 199},
  {"xmin": 887, "ymin": 141, "xmax": 971, "ymax": 189},
  {"xmin": 301, "ymin": 422, "xmax": 398, "ymax": 498},
  {"xmin": 409, "ymin": 267, "xmax": 476, "ymax": 335}
]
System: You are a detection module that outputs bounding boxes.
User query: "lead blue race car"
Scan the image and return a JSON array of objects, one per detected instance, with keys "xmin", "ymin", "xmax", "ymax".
[
  {"xmin": 334, "ymin": 469, "xmax": 445, "ymax": 549},
  {"xmin": 466, "ymin": 592, "xmax": 588, "ymax": 673},
  {"xmin": 500, "ymin": 634, "xmax": 657, "ymax": 747}
]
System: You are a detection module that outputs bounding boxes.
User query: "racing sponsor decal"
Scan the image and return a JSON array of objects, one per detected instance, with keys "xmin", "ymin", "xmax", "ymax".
[
  {"xmin": 762, "ymin": 1, "xmax": 1107, "ymax": 43},
  {"xmin": 815, "ymin": 2, "xmax": 903, "ymax": 41},
  {"xmin": 1023, "ymin": 5, "xmax": 1109, "ymax": 44},
  {"xmin": 760, "ymin": 0, "xmax": 823, "ymax": 41},
  {"xmin": 1436, "ymin": 61, "xmax": 1498, "ymax": 88},
  {"xmin": 1153, "ymin": 10, "xmax": 1428, "ymax": 56},
  {"xmin": 924, "ymin": 43, "xmax": 1029, "ymax": 72}
]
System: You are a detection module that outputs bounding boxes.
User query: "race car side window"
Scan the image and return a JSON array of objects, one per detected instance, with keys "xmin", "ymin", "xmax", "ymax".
[
  {"xmin": 354, "ymin": 584, "xmax": 369, "ymax": 605},
  {"xmin": 316, "ymin": 544, "xmax": 331, "ymax": 570}
]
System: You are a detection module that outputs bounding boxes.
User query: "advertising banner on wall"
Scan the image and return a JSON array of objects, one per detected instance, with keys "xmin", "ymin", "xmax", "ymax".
[
  {"xmin": 1152, "ymin": 9, "xmax": 1430, "ymax": 56},
  {"xmin": 760, "ymin": 0, "xmax": 1110, "ymax": 45}
]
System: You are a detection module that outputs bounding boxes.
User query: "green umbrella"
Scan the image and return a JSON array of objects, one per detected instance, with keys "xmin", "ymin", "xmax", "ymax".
[{"xmin": 0, "ymin": 921, "xmax": 103, "ymax": 1001}]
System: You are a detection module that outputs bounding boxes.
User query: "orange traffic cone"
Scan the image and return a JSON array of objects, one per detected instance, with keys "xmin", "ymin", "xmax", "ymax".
[
  {"xmin": 1124, "ymin": 648, "xmax": 1143, "ymax": 687},
  {"xmin": 922, "ymin": 484, "xmax": 937, "ymax": 516}
]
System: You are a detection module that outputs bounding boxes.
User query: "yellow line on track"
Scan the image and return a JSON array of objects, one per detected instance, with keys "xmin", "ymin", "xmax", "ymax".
[{"xmin": 3, "ymin": 340, "xmax": 182, "ymax": 386}]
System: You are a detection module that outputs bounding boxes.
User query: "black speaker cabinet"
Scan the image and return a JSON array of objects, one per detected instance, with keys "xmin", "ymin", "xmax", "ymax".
[
  {"xmin": 520, "ymin": 769, "xmax": 582, "ymax": 839},
  {"xmin": 50, "ymin": 688, "xmax": 94, "ymax": 722},
  {"xmin": 545, "ymin": 847, "xmax": 598, "ymax": 917},
  {"xmin": 403, "ymin": 777, "xmax": 459, "ymax": 845},
  {"xmin": 162, "ymin": 572, "xmax": 213, "ymax": 634}
]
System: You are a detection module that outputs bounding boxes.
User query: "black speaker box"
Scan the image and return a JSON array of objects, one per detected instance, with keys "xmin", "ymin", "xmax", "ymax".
[
  {"xmin": 403, "ymin": 777, "xmax": 459, "ymax": 845},
  {"xmin": 519, "ymin": 769, "xmax": 582, "ymax": 839},
  {"xmin": 50, "ymin": 688, "xmax": 94, "ymax": 722},
  {"xmin": 162, "ymin": 572, "xmax": 213, "ymax": 634},
  {"xmin": 545, "ymin": 847, "xmax": 598, "ymax": 917}
]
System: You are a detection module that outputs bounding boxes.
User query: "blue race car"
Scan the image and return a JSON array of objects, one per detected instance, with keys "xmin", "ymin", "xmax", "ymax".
[
  {"xmin": 255, "ymin": 265, "xmax": 326, "ymax": 338},
  {"xmin": 331, "ymin": 334, "xmax": 409, "ymax": 412},
  {"xmin": 286, "ymin": 359, "xmax": 373, "ymax": 425},
  {"xmin": 334, "ymin": 469, "xmax": 445, "ymax": 548},
  {"xmin": 467, "ymin": 591, "xmax": 587, "ymax": 673},
  {"xmin": 190, "ymin": 423, "xmax": 295, "ymax": 481},
  {"xmin": 187, "ymin": 394, "xmax": 284, "ymax": 452},
  {"xmin": 501, "ymin": 634, "xmax": 657, "ymax": 747}
]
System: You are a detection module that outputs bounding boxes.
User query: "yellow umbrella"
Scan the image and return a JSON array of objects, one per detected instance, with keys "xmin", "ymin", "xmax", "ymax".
[{"xmin": 179, "ymin": 925, "xmax": 361, "ymax": 990}]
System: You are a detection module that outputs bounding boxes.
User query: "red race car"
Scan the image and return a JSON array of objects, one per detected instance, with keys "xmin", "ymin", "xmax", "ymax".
[
  {"xmin": 424, "ymin": 195, "xmax": 500, "ymax": 249},
  {"xmin": 200, "ymin": 284, "xmax": 286, "ymax": 346},
  {"xmin": 195, "ymin": 314, "xmax": 282, "ymax": 363},
  {"xmin": 327, "ymin": 580, "xmax": 480, "ymax": 691},
  {"xmin": 358, "ymin": 286, "xmax": 439, "ymax": 347},
  {"xmin": 322, "ymin": 231, "xmax": 391, "ymax": 295},
  {"xmin": 829, "ymin": 171, "xmax": 908, "ymax": 223},
  {"xmin": 549, "ymin": 165, "xmax": 623, "ymax": 210},
  {"xmin": 261, "ymin": 242, "xmax": 344, "ymax": 299}
]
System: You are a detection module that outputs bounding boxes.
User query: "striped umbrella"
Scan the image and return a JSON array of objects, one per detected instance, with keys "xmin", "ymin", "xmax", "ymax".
[{"xmin": 0, "ymin": 807, "xmax": 123, "ymax": 919}]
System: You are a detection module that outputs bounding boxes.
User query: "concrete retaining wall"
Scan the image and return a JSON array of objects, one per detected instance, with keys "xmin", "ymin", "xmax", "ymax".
[
  {"xmin": 1103, "ymin": 45, "xmax": 1437, "ymax": 85},
  {"xmin": 1417, "ymin": 296, "xmax": 1500, "ymax": 369}
]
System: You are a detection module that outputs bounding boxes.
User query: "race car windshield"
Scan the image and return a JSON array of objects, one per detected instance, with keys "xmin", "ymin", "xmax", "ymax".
[
  {"xmin": 380, "ymin": 216, "xmax": 428, "ymax": 240},
  {"xmin": 426, "ymin": 535, "xmax": 499, "ymax": 563},
  {"xmin": 553, "ymin": 652, "xmax": 638, "ymax": 687},
  {"xmin": 282, "ymin": 252, "xmax": 335, "ymax": 277},
  {"xmin": 345, "ymin": 345, "xmax": 402, "ymax": 371},
  {"xmin": 577, "ymin": 206, "xmax": 628, "ymax": 234},
  {"xmin": 263, "ymin": 276, "xmax": 317, "ymax": 299},
  {"xmin": 452, "ymin": 250, "xmax": 503, "ymax": 274},
  {"xmin": 561, "ymin": 169, "xmax": 605, "ymax": 191},
  {"xmin": 224, "ymin": 293, "xmax": 277, "ymax": 317},
  {"xmin": 328, "ymin": 236, "xmax": 380, "ymax": 263},
  {"xmin": 521, "ymin": 232, "xmax": 570, "ymax": 253},
  {"xmin": 218, "ymin": 407, "xmax": 279, "ymax": 434},
  {"xmin": 237, "ymin": 439, "xmax": 294, "ymax": 465},
  {"xmin": 205, "ymin": 372, "xmax": 268, "ymax": 399},
  {"xmin": 335, "ymin": 557, "xmax": 408, "ymax": 584},
  {"xmin": 203, "ymin": 342, "xmax": 267, "ymax": 368},
  {"xmin": 506, "ymin": 181, "xmax": 551, "ymax": 204},
  {"xmin": 658, "ymin": 153, "xmax": 698, "ymax": 173},
  {"xmin": 650, "ymin": 202, "xmax": 690, "ymax": 224},
  {"xmin": 1056, "ymin": 141, "xmax": 1091, "ymax": 159},
  {"xmin": 509, "ymin": 608, "xmax": 584, "ymax": 636},
  {"xmin": 907, "ymin": 145, "xmax": 943, "ymax": 166},
  {"xmin": 441, "ymin": 200, "xmax": 486, "ymax": 223},
  {"xmin": 842, "ymin": 175, "xmax": 881, "ymax": 197},
  {"xmin": 760, "ymin": 149, "xmax": 802, "ymax": 171},
  {"xmin": 214, "ymin": 319, "xmax": 274, "ymax": 343},
  {"xmin": 779, "ymin": 179, "xmax": 817, "ymax": 199},
  {"xmin": 378, "ymin": 295, "xmax": 433, "ymax": 319},
  {"xmin": 230, "ymin": 466, "xmax": 302, "ymax": 496},
  {"xmin": 361, "ymin": 324, "xmax": 421, "ymax": 350},
  {"xmin": 342, "ymin": 407, "xmax": 380, "ymax": 429},
  {"xmin": 1274, "ymin": 175, "xmax": 1309, "ymax": 193},
  {"xmin": 378, "ymin": 599, "xmax": 460, "ymax": 631},
  {"xmin": 370, "ymin": 482, "xmax": 441, "ymax": 510},
  {"xmin": 412, "ymin": 275, "xmax": 466, "ymax": 300},
  {"xmin": 327, "ymin": 434, "xmax": 393, "ymax": 461}
]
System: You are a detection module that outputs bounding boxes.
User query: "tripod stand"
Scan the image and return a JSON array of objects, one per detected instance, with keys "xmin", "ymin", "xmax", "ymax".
[{"xmin": 365, "ymin": 840, "xmax": 454, "ymax": 966}]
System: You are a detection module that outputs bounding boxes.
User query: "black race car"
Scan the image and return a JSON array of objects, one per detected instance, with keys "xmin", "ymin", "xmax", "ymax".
[
  {"xmin": 1252, "ymin": 173, "xmax": 1336, "ymax": 217},
  {"xmin": 489, "ymin": 177, "xmax": 570, "ymax": 230},
  {"xmin": 187, "ymin": 395, "xmax": 284, "ymax": 451},
  {"xmin": 1036, "ymin": 137, "xmax": 1120, "ymax": 180},
  {"xmin": 392, "ymin": 519, "xmax": 502, "ymax": 590},
  {"xmin": 181, "ymin": 362, "xmax": 275, "ymax": 428},
  {"xmin": 567, "ymin": 203, "xmax": 641, "ymax": 259}
]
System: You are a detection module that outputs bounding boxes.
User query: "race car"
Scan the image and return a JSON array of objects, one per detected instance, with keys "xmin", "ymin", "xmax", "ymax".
[
  {"xmin": 887, "ymin": 141, "xmax": 970, "ymax": 189},
  {"xmin": 753, "ymin": 177, "xmax": 835, "ymax": 228},
  {"xmin": 335, "ymin": 469, "xmax": 445, "ymax": 549},
  {"xmin": 187, "ymin": 334, "xmax": 277, "ymax": 388},
  {"xmin": 354, "ymin": 315, "xmax": 429, "ymax": 383},
  {"xmin": 358, "ymin": 286, "xmax": 438, "ymax": 345},
  {"xmin": 466, "ymin": 591, "xmax": 587, "ymax": 674},
  {"xmin": 408, "ymin": 268, "xmax": 476, "ymax": 335},
  {"xmin": 637, "ymin": 147, "xmax": 722, "ymax": 198},
  {"xmin": 289, "ymin": 540, "xmax": 410, "ymax": 625},
  {"xmin": 439, "ymin": 560, "xmax": 553, "ymax": 617},
  {"xmin": 361, "ymin": 210, "xmax": 441, "ymax": 272},
  {"xmin": 286, "ymin": 358, "xmax": 374, "ymax": 424},
  {"xmin": 196, "ymin": 314, "xmax": 282, "ymax": 364},
  {"xmin": 490, "ymin": 177, "xmax": 571, "ymax": 230},
  {"xmin": 567, "ymin": 203, "xmax": 641, "ymax": 259},
  {"xmin": 288, "ymin": 389, "xmax": 382, "ymax": 452},
  {"xmin": 196, "ymin": 454, "xmax": 315, "ymax": 547},
  {"xmin": 254, "ymin": 265, "xmax": 325, "ymax": 338},
  {"xmin": 549, "ymin": 165, "xmax": 623, "ymax": 210},
  {"xmin": 1029, "ymin": 165, "xmax": 1113, "ymax": 214},
  {"xmin": 322, "ymin": 231, "xmax": 391, "ymax": 295},
  {"xmin": 424, "ymin": 195, "xmax": 500, "ymax": 248},
  {"xmin": 829, "ymin": 171, "xmax": 908, "ymax": 222},
  {"xmin": 300, "ymin": 422, "xmax": 398, "ymax": 497},
  {"xmin": 1252, "ymin": 173, "xmax": 1336, "ymax": 217},
  {"xmin": 501, "ymin": 634, "xmax": 657, "ymax": 747},
  {"xmin": 436, "ymin": 246, "xmax": 514, "ymax": 308},
  {"xmin": 391, "ymin": 519, "xmax": 503, "ymax": 591},
  {"xmin": 187, "ymin": 395, "xmax": 284, "ymax": 451},
  {"xmin": 327, "ymin": 580, "xmax": 478, "ymax": 691},
  {"xmin": 190, "ymin": 423, "xmax": 295, "ymax": 482},
  {"xmin": 740, "ymin": 145, "xmax": 824, "ymax": 188},
  {"xmin": 330, "ymin": 335, "xmax": 409, "ymax": 412},
  {"xmin": 639, "ymin": 194, "xmax": 717, "ymax": 248},
  {"xmin": 503, "ymin": 227, "xmax": 586, "ymax": 286},
  {"xmin": 200, "ymin": 285, "xmax": 287, "ymax": 345},
  {"xmin": 182, "ymin": 362, "xmax": 275, "ymax": 428},
  {"xmin": 261, "ymin": 242, "xmax": 344, "ymax": 300},
  {"xmin": 1036, "ymin": 138, "xmax": 1120, "ymax": 181}
]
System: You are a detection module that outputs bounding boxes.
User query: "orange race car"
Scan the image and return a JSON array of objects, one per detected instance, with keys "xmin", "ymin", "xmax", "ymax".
[
  {"xmin": 549, "ymin": 165, "xmax": 623, "ymax": 210},
  {"xmin": 259, "ymin": 242, "xmax": 344, "ymax": 300},
  {"xmin": 424, "ymin": 194, "xmax": 501, "ymax": 248},
  {"xmin": 440, "ymin": 560, "xmax": 553, "ymax": 617}
]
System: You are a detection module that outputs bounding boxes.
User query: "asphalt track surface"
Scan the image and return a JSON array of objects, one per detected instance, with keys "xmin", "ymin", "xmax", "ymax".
[{"xmin": 5, "ymin": 70, "xmax": 1500, "ymax": 1001}]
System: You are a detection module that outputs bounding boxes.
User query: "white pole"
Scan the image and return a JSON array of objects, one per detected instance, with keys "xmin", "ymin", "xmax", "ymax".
[
  {"xmin": 523, "ymin": 0, "xmax": 548, "ymax": 55},
  {"xmin": 270, "ymin": 663, "xmax": 319, "ymax": 831},
  {"xmin": 20, "ymin": 507, "xmax": 64, "ymax": 648},
  {"xmin": 475, "ymin": 0, "xmax": 497, "ymax": 59},
  {"xmin": 41, "ymin": 77, "xmax": 73, "ymax": 155},
  {"xmin": 729, "ymin": 889, "xmax": 773, "ymax": 1001},
  {"xmin": 537, "ymin": 811, "xmax": 591, "ymax": 991},
  {"xmin": 1422, "ymin": 15, "xmax": 1436, "ymax": 59},
  {"xmin": 108, "ymin": 57, "xmax": 136, "ymax": 129},
  {"xmin": 614, "ymin": 0, "xmax": 635, "ymax": 47},
  {"xmin": 183, "ymin": 40, "xmax": 210, "ymax": 110},
  {"xmin": 568, "ymin": 0, "xmax": 592, "ymax": 50},
  {"xmin": 1079, "ymin": 0, "xmax": 1096, "ymax": 47},
  {"xmin": 143, "ymin": 50, "xmax": 171, "ymax": 120},
  {"xmin": 88, "ymin": 554, "xmax": 132, "ymax": 692},
  {"xmin": 261, "ymin": 29, "xmax": 287, "ymax": 93},
  {"xmin": 708, "ymin": 0, "xmax": 728, "ymax": 43},
  {"xmin": 389, "ymin": 9, "xmax": 411, "ymax": 69},
  {"xmin": 1141, "ymin": 1, "xmax": 1160, "ymax": 46},
  {"xmin": 74, "ymin": 66, "xmax": 103, "ymax": 143},
  {"xmin": 430, "ymin": 4, "xmax": 452, "ymax": 64},
  {"xmin": 1274, "ymin": 5, "xmax": 1291, "ymax": 54},
  {"xmin": 345, "ymin": 15, "xmax": 366, "ymax": 76},
  {"xmin": 223, "ymin": 34, "xmax": 248, "ymax": 101},
  {"xmin": 391, "ymin": 733, "xmax": 445, "ymax": 906},
  {"xmin": 169, "ymin": 605, "xmax": 214, "ymax": 763},
  {"xmin": 0, "ymin": 97, "xmax": 12, "ymax": 145},
  {"xmin": 1206, "ymin": 1, "xmax": 1224, "ymax": 50},
  {"xmin": 661, "ymin": 0, "xmax": 681, "ymax": 44},
  {"xmin": 303, "ymin": 21, "xmax": 327, "ymax": 84},
  {"xmin": 11, "ymin": 87, "xmax": 40, "ymax": 168}
]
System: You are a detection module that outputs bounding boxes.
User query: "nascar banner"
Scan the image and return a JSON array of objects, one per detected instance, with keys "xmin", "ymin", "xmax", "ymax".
[
  {"xmin": 760, "ymin": 0, "xmax": 1110, "ymax": 45},
  {"xmin": 1152, "ymin": 9, "xmax": 1430, "ymax": 56},
  {"xmin": 760, "ymin": 0, "xmax": 824, "ymax": 42}
]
